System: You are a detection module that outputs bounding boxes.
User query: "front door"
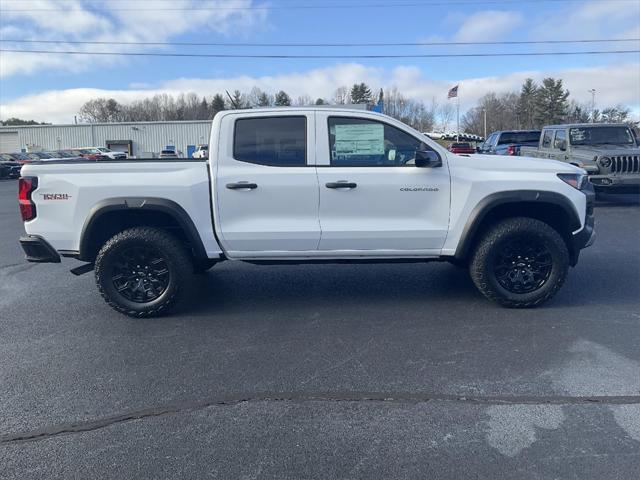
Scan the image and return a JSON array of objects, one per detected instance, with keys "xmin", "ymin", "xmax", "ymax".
[
  {"xmin": 215, "ymin": 113, "xmax": 320, "ymax": 256},
  {"xmin": 315, "ymin": 112, "xmax": 450, "ymax": 255}
]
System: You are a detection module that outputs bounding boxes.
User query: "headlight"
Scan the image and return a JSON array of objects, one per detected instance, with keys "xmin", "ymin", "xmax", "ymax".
[
  {"xmin": 558, "ymin": 173, "xmax": 589, "ymax": 190},
  {"xmin": 598, "ymin": 156, "xmax": 612, "ymax": 168}
]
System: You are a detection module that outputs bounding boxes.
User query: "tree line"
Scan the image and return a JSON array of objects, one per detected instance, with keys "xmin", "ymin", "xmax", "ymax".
[
  {"xmin": 462, "ymin": 77, "xmax": 633, "ymax": 136},
  {"xmin": 5, "ymin": 80, "xmax": 632, "ymax": 135},
  {"xmin": 76, "ymin": 83, "xmax": 448, "ymax": 132}
]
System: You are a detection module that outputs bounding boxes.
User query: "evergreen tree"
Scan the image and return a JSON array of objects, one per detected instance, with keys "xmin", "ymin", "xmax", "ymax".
[
  {"xmin": 257, "ymin": 92, "xmax": 272, "ymax": 107},
  {"xmin": 517, "ymin": 78, "xmax": 538, "ymax": 129},
  {"xmin": 274, "ymin": 90, "xmax": 292, "ymax": 106},
  {"xmin": 534, "ymin": 78, "xmax": 569, "ymax": 126},
  {"xmin": 230, "ymin": 90, "xmax": 247, "ymax": 109},
  {"xmin": 350, "ymin": 83, "xmax": 373, "ymax": 105},
  {"xmin": 315, "ymin": 98, "xmax": 326, "ymax": 105},
  {"xmin": 211, "ymin": 94, "xmax": 226, "ymax": 115}
]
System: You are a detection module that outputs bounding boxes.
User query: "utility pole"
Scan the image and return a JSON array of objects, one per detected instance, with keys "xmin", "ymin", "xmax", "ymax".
[{"xmin": 588, "ymin": 89, "xmax": 596, "ymax": 123}]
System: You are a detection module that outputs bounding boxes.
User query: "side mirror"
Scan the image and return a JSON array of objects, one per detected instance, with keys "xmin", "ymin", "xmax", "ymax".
[{"xmin": 415, "ymin": 150, "xmax": 442, "ymax": 168}]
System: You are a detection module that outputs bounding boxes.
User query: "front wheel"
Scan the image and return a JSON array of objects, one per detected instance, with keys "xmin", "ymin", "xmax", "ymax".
[
  {"xmin": 469, "ymin": 217, "xmax": 569, "ymax": 308},
  {"xmin": 95, "ymin": 227, "xmax": 194, "ymax": 317}
]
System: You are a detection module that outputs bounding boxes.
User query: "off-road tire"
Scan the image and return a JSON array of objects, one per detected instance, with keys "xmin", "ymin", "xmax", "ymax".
[
  {"xmin": 95, "ymin": 227, "xmax": 194, "ymax": 318},
  {"xmin": 469, "ymin": 217, "xmax": 569, "ymax": 308}
]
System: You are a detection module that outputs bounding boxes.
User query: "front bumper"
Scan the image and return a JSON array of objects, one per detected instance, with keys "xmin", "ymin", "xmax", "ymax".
[
  {"xmin": 19, "ymin": 235, "xmax": 61, "ymax": 263},
  {"xmin": 589, "ymin": 174, "xmax": 640, "ymax": 190},
  {"xmin": 569, "ymin": 186, "xmax": 595, "ymax": 265}
]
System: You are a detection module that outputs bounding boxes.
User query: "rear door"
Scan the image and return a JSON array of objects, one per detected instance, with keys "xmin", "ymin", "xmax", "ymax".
[
  {"xmin": 315, "ymin": 112, "xmax": 450, "ymax": 254},
  {"xmin": 538, "ymin": 129, "xmax": 556, "ymax": 159},
  {"xmin": 214, "ymin": 112, "xmax": 320, "ymax": 256},
  {"xmin": 550, "ymin": 129, "xmax": 569, "ymax": 162}
]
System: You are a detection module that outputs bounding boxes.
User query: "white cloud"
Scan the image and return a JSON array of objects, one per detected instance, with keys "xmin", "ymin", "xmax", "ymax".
[
  {"xmin": 453, "ymin": 10, "xmax": 523, "ymax": 43},
  {"xmin": 2, "ymin": 62, "xmax": 638, "ymax": 124},
  {"xmin": 0, "ymin": 0, "xmax": 267, "ymax": 77},
  {"xmin": 530, "ymin": 0, "xmax": 640, "ymax": 40}
]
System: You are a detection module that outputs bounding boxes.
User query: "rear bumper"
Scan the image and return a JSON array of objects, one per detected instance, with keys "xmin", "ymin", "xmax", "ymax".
[{"xmin": 19, "ymin": 235, "xmax": 61, "ymax": 263}]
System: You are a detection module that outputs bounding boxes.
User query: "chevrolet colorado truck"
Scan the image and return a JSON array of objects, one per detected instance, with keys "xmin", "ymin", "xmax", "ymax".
[
  {"xmin": 519, "ymin": 123, "xmax": 640, "ymax": 193},
  {"xmin": 18, "ymin": 108, "xmax": 595, "ymax": 317}
]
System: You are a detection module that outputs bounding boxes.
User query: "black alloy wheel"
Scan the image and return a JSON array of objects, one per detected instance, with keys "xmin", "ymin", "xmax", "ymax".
[
  {"xmin": 491, "ymin": 237, "xmax": 553, "ymax": 294},
  {"xmin": 110, "ymin": 246, "xmax": 171, "ymax": 303},
  {"xmin": 95, "ymin": 227, "xmax": 194, "ymax": 317}
]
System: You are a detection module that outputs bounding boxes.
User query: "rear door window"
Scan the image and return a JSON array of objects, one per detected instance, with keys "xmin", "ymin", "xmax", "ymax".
[
  {"xmin": 554, "ymin": 130, "xmax": 567, "ymax": 149},
  {"xmin": 234, "ymin": 116, "xmax": 307, "ymax": 167}
]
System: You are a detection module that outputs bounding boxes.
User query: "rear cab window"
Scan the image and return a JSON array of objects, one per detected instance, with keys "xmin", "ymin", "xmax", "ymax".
[{"xmin": 233, "ymin": 116, "xmax": 307, "ymax": 167}]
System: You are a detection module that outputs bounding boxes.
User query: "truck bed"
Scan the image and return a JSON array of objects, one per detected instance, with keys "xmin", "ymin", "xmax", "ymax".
[{"xmin": 20, "ymin": 159, "xmax": 222, "ymax": 257}]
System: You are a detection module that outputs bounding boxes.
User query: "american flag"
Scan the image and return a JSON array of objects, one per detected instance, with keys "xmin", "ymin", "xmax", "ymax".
[{"xmin": 447, "ymin": 85, "xmax": 458, "ymax": 98}]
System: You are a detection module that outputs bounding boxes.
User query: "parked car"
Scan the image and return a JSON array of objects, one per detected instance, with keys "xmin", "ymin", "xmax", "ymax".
[
  {"xmin": 3, "ymin": 153, "xmax": 33, "ymax": 164},
  {"xmin": 192, "ymin": 145, "xmax": 209, "ymax": 159},
  {"xmin": 424, "ymin": 131, "xmax": 446, "ymax": 140},
  {"xmin": 0, "ymin": 161, "xmax": 21, "ymax": 179},
  {"xmin": 479, "ymin": 130, "xmax": 541, "ymax": 156},
  {"xmin": 448, "ymin": 142, "xmax": 475, "ymax": 154},
  {"xmin": 78, "ymin": 147, "xmax": 127, "ymax": 160},
  {"xmin": 519, "ymin": 123, "xmax": 640, "ymax": 193},
  {"xmin": 159, "ymin": 148, "xmax": 180, "ymax": 159},
  {"xmin": 68, "ymin": 149, "xmax": 110, "ymax": 161},
  {"xmin": 18, "ymin": 107, "xmax": 594, "ymax": 317},
  {"xmin": 52, "ymin": 150, "xmax": 77, "ymax": 158},
  {"xmin": 26, "ymin": 152, "xmax": 55, "ymax": 161}
]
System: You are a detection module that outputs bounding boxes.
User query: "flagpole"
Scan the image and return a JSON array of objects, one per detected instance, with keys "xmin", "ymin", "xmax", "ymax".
[{"xmin": 456, "ymin": 88, "xmax": 460, "ymax": 142}]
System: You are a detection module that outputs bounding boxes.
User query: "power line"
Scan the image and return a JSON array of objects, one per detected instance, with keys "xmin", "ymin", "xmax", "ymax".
[
  {"xmin": 1, "ymin": 48, "xmax": 638, "ymax": 58},
  {"xmin": 2, "ymin": 0, "xmax": 638, "ymax": 11},
  {"xmin": 1, "ymin": 38, "xmax": 638, "ymax": 47}
]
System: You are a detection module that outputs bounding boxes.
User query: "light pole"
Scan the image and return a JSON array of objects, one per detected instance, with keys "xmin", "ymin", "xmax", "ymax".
[
  {"xmin": 588, "ymin": 89, "xmax": 596, "ymax": 123},
  {"xmin": 483, "ymin": 108, "xmax": 487, "ymax": 140}
]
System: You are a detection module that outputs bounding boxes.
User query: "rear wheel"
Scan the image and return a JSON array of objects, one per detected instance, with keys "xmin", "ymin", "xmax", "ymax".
[
  {"xmin": 469, "ymin": 217, "xmax": 569, "ymax": 308},
  {"xmin": 95, "ymin": 227, "xmax": 194, "ymax": 317}
]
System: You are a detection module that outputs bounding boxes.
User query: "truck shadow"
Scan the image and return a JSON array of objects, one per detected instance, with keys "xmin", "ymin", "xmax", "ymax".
[
  {"xmin": 181, "ymin": 262, "xmax": 482, "ymax": 317},
  {"xmin": 179, "ymin": 252, "xmax": 639, "ymax": 317}
]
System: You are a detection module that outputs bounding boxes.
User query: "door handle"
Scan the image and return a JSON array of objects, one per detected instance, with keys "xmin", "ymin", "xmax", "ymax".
[
  {"xmin": 326, "ymin": 181, "xmax": 357, "ymax": 189},
  {"xmin": 226, "ymin": 182, "xmax": 258, "ymax": 190}
]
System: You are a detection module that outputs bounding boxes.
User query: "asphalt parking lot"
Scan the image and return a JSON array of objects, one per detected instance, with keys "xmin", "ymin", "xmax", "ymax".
[{"xmin": 1, "ymin": 178, "xmax": 639, "ymax": 479}]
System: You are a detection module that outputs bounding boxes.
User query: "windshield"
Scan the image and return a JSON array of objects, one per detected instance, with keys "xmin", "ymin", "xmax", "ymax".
[
  {"xmin": 98, "ymin": 148, "xmax": 110, "ymax": 152},
  {"xmin": 569, "ymin": 126, "xmax": 635, "ymax": 146},
  {"xmin": 498, "ymin": 132, "xmax": 540, "ymax": 144}
]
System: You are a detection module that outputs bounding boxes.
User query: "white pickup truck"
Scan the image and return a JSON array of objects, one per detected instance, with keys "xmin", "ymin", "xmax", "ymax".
[{"xmin": 18, "ymin": 108, "xmax": 595, "ymax": 317}]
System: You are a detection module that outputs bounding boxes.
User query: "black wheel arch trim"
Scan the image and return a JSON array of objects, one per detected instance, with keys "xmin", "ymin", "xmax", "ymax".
[
  {"xmin": 79, "ymin": 197, "xmax": 208, "ymax": 262},
  {"xmin": 454, "ymin": 190, "xmax": 583, "ymax": 262}
]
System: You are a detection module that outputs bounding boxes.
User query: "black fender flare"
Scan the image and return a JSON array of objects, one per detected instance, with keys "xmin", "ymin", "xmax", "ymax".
[
  {"xmin": 454, "ymin": 190, "xmax": 582, "ymax": 261},
  {"xmin": 79, "ymin": 197, "xmax": 208, "ymax": 261}
]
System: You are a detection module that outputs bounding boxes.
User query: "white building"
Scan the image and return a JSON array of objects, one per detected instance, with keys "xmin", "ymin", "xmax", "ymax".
[{"xmin": 0, "ymin": 120, "xmax": 211, "ymax": 158}]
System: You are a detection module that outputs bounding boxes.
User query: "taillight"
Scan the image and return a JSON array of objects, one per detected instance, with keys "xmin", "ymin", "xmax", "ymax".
[
  {"xmin": 18, "ymin": 176, "xmax": 38, "ymax": 221},
  {"xmin": 507, "ymin": 145, "xmax": 516, "ymax": 156}
]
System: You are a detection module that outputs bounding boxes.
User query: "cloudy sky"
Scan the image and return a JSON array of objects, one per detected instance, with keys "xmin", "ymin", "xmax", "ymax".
[{"xmin": 1, "ymin": 0, "xmax": 639, "ymax": 123}]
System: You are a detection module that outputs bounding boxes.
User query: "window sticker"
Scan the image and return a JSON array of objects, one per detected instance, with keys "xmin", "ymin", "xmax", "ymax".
[
  {"xmin": 334, "ymin": 123, "xmax": 384, "ymax": 156},
  {"xmin": 569, "ymin": 129, "xmax": 587, "ymax": 142}
]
